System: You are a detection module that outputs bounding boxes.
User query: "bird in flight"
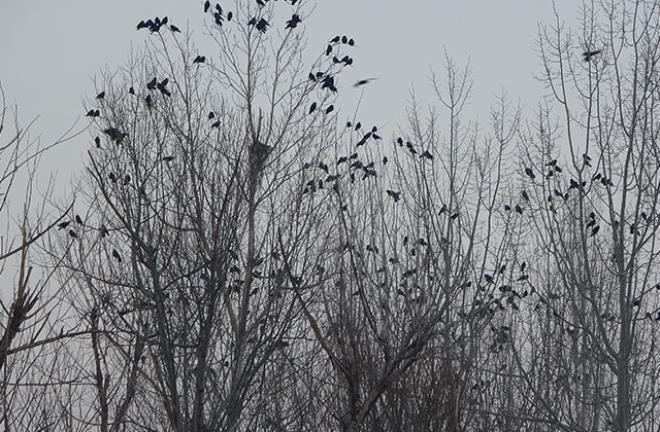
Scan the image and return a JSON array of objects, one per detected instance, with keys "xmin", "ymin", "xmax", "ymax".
[
  {"xmin": 286, "ymin": 14, "xmax": 302, "ymax": 29},
  {"xmin": 354, "ymin": 78, "xmax": 377, "ymax": 87},
  {"xmin": 582, "ymin": 49, "xmax": 601, "ymax": 62}
]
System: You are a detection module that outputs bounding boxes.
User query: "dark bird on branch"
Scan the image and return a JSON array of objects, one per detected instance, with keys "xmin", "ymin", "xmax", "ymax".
[
  {"xmin": 193, "ymin": 55, "xmax": 206, "ymax": 64},
  {"xmin": 515, "ymin": 205, "xmax": 523, "ymax": 215},
  {"xmin": 286, "ymin": 14, "xmax": 302, "ymax": 29},
  {"xmin": 94, "ymin": 136, "xmax": 101, "ymax": 148},
  {"xmin": 321, "ymin": 75, "xmax": 337, "ymax": 92},
  {"xmin": 58, "ymin": 221, "xmax": 71, "ymax": 230},
  {"xmin": 330, "ymin": 35, "xmax": 340, "ymax": 43},
  {"xmin": 591, "ymin": 225, "xmax": 600, "ymax": 236},
  {"xmin": 521, "ymin": 190, "xmax": 529, "ymax": 201},
  {"xmin": 420, "ymin": 150, "xmax": 433, "ymax": 160},
  {"xmin": 325, "ymin": 45, "xmax": 333, "ymax": 55},
  {"xmin": 208, "ymin": 111, "xmax": 215, "ymax": 119},
  {"xmin": 248, "ymin": 17, "xmax": 257, "ymax": 26},
  {"xmin": 227, "ymin": 11, "xmax": 233, "ymax": 21},
  {"xmin": 147, "ymin": 77, "xmax": 158, "ymax": 90},
  {"xmin": 137, "ymin": 20, "xmax": 148, "ymax": 30},
  {"xmin": 157, "ymin": 78, "xmax": 171, "ymax": 96},
  {"xmin": 69, "ymin": 230, "xmax": 77, "ymax": 238},
  {"xmin": 96, "ymin": 91, "xmax": 105, "ymax": 99},
  {"xmin": 582, "ymin": 49, "xmax": 601, "ymax": 62},
  {"xmin": 348, "ymin": 38, "xmax": 355, "ymax": 46},
  {"xmin": 162, "ymin": 156, "xmax": 175, "ymax": 162},
  {"xmin": 112, "ymin": 249, "xmax": 122, "ymax": 262},
  {"xmin": 170, "ymin": 24, "xmax": 181, "ymax": 32},
  {"xmin": 211, "ymin": 121, "xmax": 221, "ymax": 128},
  {"xmin": 386, "ymin": 189, "xmax": 401, "ymax": 202},
  {"xmin": 341, "ymin": 35, "xmax": 347, "ymax": 44},
  {"xmin": 145, "ymin": 94, "xmax": 153, "ymax": 108},
  {"xmin": 75, "ymin": 215, "xmax": 83, "ymax": 224},
  {"xmin": 85, "ymin": 109, "xmax": 100, "ymax": 117},
  {"xmin": 524, "ymin": 167, "xmax": 535, "ymax": 179},
  {"xmin": 256, "ymin": 18, "xmax": 269, "ymax": 33},
  {"xmin": 109, "ymin": 173, "xmax": 117, "ymax": 183},
  {"xmin": 309, "ymin": 102, "xmax": 317, "ymax": 114},
  {"xmin": 129, "ymin": 86, "xmax": 135, "ymax": 95},
  {"xmin": 204, "ymin": 0, "xmax": 211, "ymax": 12},
  {"xmin": 325, "ymin": 105, "xmax": 334, "ymax": 114},
  {"xmin": 354, "ymin": 78, "xmax": 376, "ymax": 87}
]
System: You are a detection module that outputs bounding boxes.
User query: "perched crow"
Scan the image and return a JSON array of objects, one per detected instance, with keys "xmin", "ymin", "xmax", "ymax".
[
  {"xmin": 227, "ymin": 11, "xmax": 233, "ymax": 21},
  {"xmin": 256, "ymin": 18, "xmax": 269, "ymax": 33},
  {"xmin": 193, "ymin": 55, "xmax": 206, "ymax": 64},
  {"xmin": 75, "ymin": 215, "xmax": 83, "ymax": 224},
  {"xmin": 137, "ymin": 20, "xmax": 148, "ymax": 30},
  {"xmin": 170, "ymin": 24, "xmax": 181, "ymax": 32},
  {"xmin": 109, "ymin": 173, "xmax": 117, "ymax": 183},
  {"xmin": 211, "ymin": 120, "xmax": 221, "ymax": 128},
  {"xmin": 157, "ymin": 78, "xmax": 171, "ymax": 96},
  {"xmin": 204, "ymin": 0, "xmax": 211, "ymax": 12},
  {"xmin": 521, "ymin": 190, "xmax": 529, "ymax": 201},
  {"xmin": 309, "ymin": 102, "xmax": 317, "ymax": 114},
  {"xmin": 420, "ymin": 150, "xmax": 433, "ymax": 160},
  {"xmin": 248, "ymin": 17, "xmax": 257, "ymax": 26},
  {"xmin": 208, "ymin": 111, "xmax": 215, "ymax": 119},
  {"xmin": 386, "ymin": 190, "xmax": 401, "ymax": 202},
  {"xmin": 325, "ymin": 105, "xmax": 334, "ymax": 114},
  {"xmin": 94, "ymin": 136, "xmax": 101, "ymax": 148},
  {"xmin": 354, "ymin": 78, "xmax": 376, "ymax": 87},
  {"xmin": 85, "ymin": 109, "xmax": 100, "ymax": 117},
  {"xmin": 515, "ymin": 205, "xmax": 523, "ymax": 215},
  {"xmin": 325, "ymin": 44, "xmax": 333, "ymax": 55},
  {"xmin": 69, "ymin": 230, "xmax": 77, "ymax": 238},
  {"xmin": 129, "ymin": 86, "xmax": 135, "ymax": 95},
  {"xmin": 321, "ymin": 75, "xmax": 337, "ymax": 92},
  {"xmin": 341, "ymin": 35, "xmax": 347, "ymax": 44},
  {"xmin": 58, "ymin": 221, "xmax": 71, "ymax": 230},
  {"xmin": 96, "ymin": 91, "xmax": 105, "ymax": 99},
  {"xmin": 524, "ymin": 167, "xmax": 535, "ymax": 179},
  {"xmin": 330, "ymin": 35, "xmax": 340, "ymax": 43},
  {"xmin": 286, "ymin": 14, "xmax": 302, "ymax": 29},
  {"xmin": 214, "ymin": 11, "xmax": 223, "ymax": 26},
  {"xmin": 112, "ymin": 249, "xmax": 122, "ymax": 262},
  {"xmin": 582, "ymin": 49, "xmax": 601, "ymax": 62},
  {"xmin": 348, "ymin": 38, "xmax": 355, "ymax": 46},
  {"xmin": 147, "ymin": 77, "xmax": 158, "ymax": 90},
  {"xmin": 145, "ymin": 94, "xmax": 153, "ymax": 108}
]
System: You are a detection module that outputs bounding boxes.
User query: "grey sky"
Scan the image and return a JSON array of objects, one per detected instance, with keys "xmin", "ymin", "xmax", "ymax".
[{"xmin": 0, "ymin": 0, "xmax": 577, "ymax": 185}]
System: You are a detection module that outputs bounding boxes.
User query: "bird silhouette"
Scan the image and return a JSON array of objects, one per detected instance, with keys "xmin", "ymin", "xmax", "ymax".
[
  {"xmin": 204, "ymin": 0, "xmax": 211, "ymax": 12},
  {"xmin": 256, "ymin": 18, "xmax": 269, "ymax": 33},
  {"xmin": 193, "ymin": 55, "xmax": 206, "ymax": 64},
  {"xmin": 157, "ymin": 78, "xmax": 171, "ymax": 96},
  {"xmin": 325, "ymin": 105, "xmax": 334, "ymax": 114},
  {"xmin": 582, "ymin": 49, "xmax": 601, "ymax": 62},
  {"xmin": 75, "ymin": 215, "xmax": 83, "ymax": 224},
  {"xmin": 137, "ymin": 20, "xmax": 148, "ymax": 30},
  {"xmin": 147, "ymin": 77, "xmax": 158, "ymax": 90},
  {"xmin": 208, "ymin": 111, "xmax": 215, "ymax": 119},
  {"xmin": 248, "ymin": 17, "xmax": 257, "ymax": 26},
  {"xmin": 341, "ymin": 35, "xmax": 347, "ymax": 44},
  {"xmin": 325, "ymin": 45, "xmax": 333, "ymax": 55},
  {"xmin": 330, "ymin": 35, "xmax": 340, "ymax": 43},
  {"xmin": 112, "ymin": 249, "xmax": 122, "ymax": 262},
  {"xmin": 109, "ymin": 173, "xmax": 117, "ymax": 183},
  {"xmin": 348, "ymin": 38, "xmax": 355, "ymax": 46},
  {"xmin": 58, "ymin": 221, "xmax": 71, "ymax": 230},
  {"xmin": 420, "ymin": 150, "xmax": 433, "ymax": 160},
  {"xmin": 211, "ymin": 120, "xmax": 221, "ymax": 128},
  {"xmin": 524, "ymin": 167, "xmax": 535, "ymax": 179},
  {"xmin": 515, "ymin": 205, "xmax": 523, "ymax": 215},
  {"xmin": 354, "ymin": 78, "xmax": 376, "ymax": 87},
  {"xmin": 170, "ymin": 24, "xmax": 181, "ymax": 32},
  {"xmin": 129, "ymin": 86, "xmax": 135, "ymax": 95},
  {"xmin": 69, "ymin": 230, "xmax": 77, "ymax": 238},
  {"xmin": 286, "ymin": 14, "xmax": 302, "ymax": 29},
  {"xmin": 521, "ymin": 190, "xmax": 529, "ymax": 201},
  {"xmin": 94, "ymin": 136, "xmax": 101, "ymax": 148},
  {"xmin": 386, "ymin": 189, "xmax": 401, "ymax": 202},
  {"xmin": 145, "ymin": 95, "xmax": 153, "ymax": 108},
  {"xmin": 227, "ymin": 11, "xmax": 233, "ymax": 21},
  {"xmin": 162, "ymin": 156, "xmax": 175, "ymax": 162},
  {"xmin": 309, "ymin": 102, "xmax": 317, "ymax": 114},
  {"xmin": 96, "ymin": 91, "xmax": 105, "ymax": 99},
  {"xmin": 85, "ymin": 109, "xmax": 100, "ymax": 117},
  {"xmin": 321, "ymin": 75, "xmax": 337, "ymax": 92}
]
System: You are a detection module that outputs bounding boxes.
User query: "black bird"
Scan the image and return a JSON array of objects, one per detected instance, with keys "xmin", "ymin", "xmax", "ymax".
[
  {"xmin": 325, "ymin": 45, "xmax": 333, "ymax": 55},
  {"xmin": 256, "ymin": 0, "xmax": 266, "ymax": 5},
  {"xmin": 386, "ymin": 189, "xmax": 401, "ymax": 202},
  {"xmin": 330, "ymin": 35, "xmax": 340, "ymax": 43},
  {"xmin": 256, "ymin": 18, "xmax": 269, "ymax": 33},
  {"xmin": 85, "ymin": 109, "xmax": 100, "ymax": 117},
  {"xmin": 137, "ymin": 20, "xmax": 148, "ymax": 30},
  {"xmin": 582, "ymin": 49, "xmax": 601, "ymax": 62},
  {"xmin": 248, "ymin": 17, "xmax": 257, "ymax": 26},
  {"xmin": 162, "ymin": 156, "xmax": 175, "ymax": 162},
  {"xmin": 348, "ymin": 38, "xmax": 355, "ymax": 46},
  {"xmin": 308, "ymin": 72, "xmax": 316, "ymax": 82},
  {"xmin": 355, "ymin": 122, "xmax": 362, "ymax": 131},
  {"xmin": 69, "ymin": 230, "xmax": 78, "ymax": 239},
  {"xmin": 204, "ymin": 0, "xmax": 211, "ymax": 12},
  {"xmin": 99, "ymin": 225, "xmax": 109, "ymax": 238},
  {"xmin": 75, "ymin": 215, "xmax": 83, "ymax": 224},
  {"xmin": 193, "ymin": 55, "xmax": 206, "ymax": 64},
  {"xmin": 321, "ymin": 75, "xmax": 337, "ymax": 92},
  {"xmin": 58, "ymin": 221, "xmax": 71, "ymax": 230},
  {"xmin": 214, "ymin": 11, "xmax": 223, "ymax": 26},
  {"xmin": 208, "ymin": 111, "xmax": 215, "ymax": 119},
  {"xmin": 546, "ymin": 159, "xmax": 557, "ymax": 166},
  {"xmin": 382, "ymin": 156, "xmax": 388, "ymax": 165},
  {"xmin": 112, "ymin": 249, "xmax": 122, "ymax": 262},
  {"xmin": 341, "ymin": 35, "xmax": 347, "ymax": 44},
  {"xmin": 515, "ymin": 205, "xmax": 523, "ymax": 215},
  {"xmin": 521, "ymin": 190, "xmax": 529, "ymax": 201},
  {"xmin": 504, "ymin": 204, "xmax": 511, "ymax": 211},
  {"xmin": 591, "ymin": 225, "xmax": 600, "ymax": 236},
  {"xmin": 420, "ymin": 150, "xmax": 433, "ymax": 160},
  {"xmin": 309, "ymin": 102, "xmax": 317, "ymax": 114},
  {"xmin": 170, "ymin": 24, "xmax": 181, "ymax": 32},
  {"xmin": 286, "ymin": 14, "xmax": 302, "ymax": 29},
  {"xmin": 103, "ymin": 127, "xmax": 126, "ymax": 143},
  {"xmin": 129, "ymin": 86, "xmax": 135, "ymax": 95},
  {"xmin": 147, "ymin": 77, "xmax": 158, "ymax": 90},
  {"xmin": 354, "ymin": 78, "xmax": 376, "ymax": 87},
  {"xmin": 524, "ymin": 167, "xmax": 535, "ymax": 179},
  {"xmin": 96, "ymin": 91, "xmax": 105, "ymax": 99},
  {"xmin": 157, "ymin": 78, "xmax": 171, "ymax": 96},
  {"xmin": 94, "ymin": 136, "xmax": 101, "ymax": 148},
  {"xmin": 337, "ymin": 156, "xmax": 348, "ymax": 164},
  {"xmin": 325, "ymin": 105, "xmax": 334, "ymax": 114},
  {"xmin": 227, "ymin": 11, "xmax": 233, "ymax": 21},
  {"xmin": 109, "ymin": 173, "xmax": 117, "ymax": 183},
  {"xmin": 145, "ymin": 94, "xmax": 153, "ymax": 108},
  {"xmin": 211, "ymin": 120, "xmax": 221, "ymax": 128}
]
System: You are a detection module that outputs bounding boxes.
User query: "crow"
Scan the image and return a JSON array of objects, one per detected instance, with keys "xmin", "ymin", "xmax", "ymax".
[
  {"xmin": 204, "ymin": 0, "xmax": 211, "ymax": 12},
  {"xmin": 248, "ymin": 17, "xmax": 257, "ymax": 26},
  {"xmin": 325, "ymin": 105, "xmax": 334, "ymax": 114},
  {"xmin": 309, "ymin": 102, "xmax": 317, "ymax": 114},
  {"xmin": 96, "ymin": 91, "xmax": 105, "ymax": 99},
  {"xmin": 341, "ymin": 35, "xmax": 347, "ymax": 44},
  {"xmin": 211, "ymin": 120, "xmax": 221, "ymax": 128},
  {"xmin": 582, "ymin": 49, "xmax": 601, "ymax": 62},
  {"xmin": 147, "ymin": 77, "xmax": 158, "ymax": 90},
  {"xmin": 137, "ymin": 20, "xmax": 148, "ymax": 30},
  {"xmin": 85, "ymin": 109, "xmax": 99, "ymax": 117},
  {"xmin": 157, "ymin": 78, "xmax": 171, "ymax": 96},
  {"xmin": 145, "ymin": 94, "xmax": 153, "ymax": 108},
  {"xmin": 325, "ymin": 45, "xmax": 333, "ymax": 55},
  {"xmin": 330, "ymin": 35, "xmax": 340, "ymax": 43},
  {"xmin": 521, "ymin": 190, "xmax": 529, "ymax": 201},
  {"xmin": 255, "ymin": 18, "xmax": 269, "ymax": 33},
  {"xmin": 524, "ymin": 167, "xmax": 535, "ymax": 179},
  {"xmin": 214, "ymin": 11, "xmax": 223, "ymax": 26},
  {"xmin": 348, "ymin": 38, "xmax": 355, "ymax": 46},
  {"xmin": 420, "ymin": 150, "xmax": 433, "ymax": 160},
  {"xmin": 227, "ymin": 11, "xmax": 233, "ymax": 21},
  {"xmin": 355, "ymin": 122, "xmax": 361, "ymax": 131},
  {"xmin": 286, "ymin": 14, "xmax": 302, "ymax": 29},
  {"xmin": 109, "ymin": 173, "xmax": 117, "ymax": 183},
  {"xmin": 129, "ymin": 86, "xmax": 135, "ymax": 95},
  {"xmin": 94, "ymin": 136, "xmax": 101, "ymax": 148},
  {"xmin": 590, "ymin": 225, "xmax": 600, "ymax": 236},
  {"xmin": 75, "ymin": 215, "xmax": 83, "ymax": 224},
  {"xmin": 193, "ymin": 55, "xmax": 206, "ymax": 64},
  {"xmin": 112, "ymin": 249, "xmax": 122, "ymax": 262},
  {"xmin": 386, "ymin": 189, "xmax": 401, "ymax": 202},
  {"xmin": 69, "ymin": 230, "xmax": 77, "ymax": 238},
  {"xmin": 321, "ymin": 75, "xmax": 337, "ymax": 92},
  {"xmin": 208, "ymin": 111, "xmax": 215, "ymax": 119},
  {"xmin": 170, "ymin": 24, "xmax": 181, "ymax": 32},
  {"xmin": 58, "ymin": 221, "xmax": 71, "ymax": 230},
  {"xmin": 354, "ymin": 78, "xmax": 376, "ymax": 87},
  {"xmin": 504, "ymin": 204, "xmax": 511, "ymax": 211},
  {"xmin": 515, "ymin": 205, "xmax": 523, "ymax": 215},
  {"xmin": 162, "ymin": 156, "xmax": 175, "ymax": 162}
]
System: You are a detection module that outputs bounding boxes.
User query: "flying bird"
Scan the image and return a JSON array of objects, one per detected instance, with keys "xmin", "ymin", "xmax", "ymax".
[
  {"xmin": 286, "ymin": 14, "xmax": 302, "ymax": 29},
  {"xmin": 582, "ymin": 49, "xmax": 601, "ymax": 62},
  {"xmin": 354, "ymin": 78, "xmax": 376, "ymax": 87}
]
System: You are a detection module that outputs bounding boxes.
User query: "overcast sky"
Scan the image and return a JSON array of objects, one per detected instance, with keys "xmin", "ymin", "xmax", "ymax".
[{"xmin": 0, "ymin": 0, "xmax": 578, "ymax": 186}]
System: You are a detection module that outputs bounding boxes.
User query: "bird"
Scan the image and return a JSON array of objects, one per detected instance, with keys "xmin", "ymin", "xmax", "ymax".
[
  {"xmin": 208, "ymin": 111, "xmax": 215, "ymax": 119},
  {"xmin": 348, "ymin": 38, "xmax": 355, "ymax": 46},
  {"xmin": 137, "ymin": 20, "xmax": 148, "ymax": 30},
  {"xmin": 355, "ymin": 122, "xmax": 362, "ymax": 131},
  {"xmin": 204, "ymin": 0, "xmax": 211, "ymax": 12},
  {"xmin": 170, "ymin": 24, "xmax": 181, "ymax": 33},
  {"xmin": 96, "ymin": 91, "xmax": 105, "ymax": 99},
  {"xmin": 145, "ymin": 94, "xmax": 153, "ymax": 108},
  {"xmin": 94, "ymin": 136, "xmax": 101, "ymax": 148},
  {"xmin": 420, "ymin": 150, "xmax": 433, "ymax": 160},
  {"xmin": 524, "ymin": 167, "xmax": 535, "ymax": 179},
  {"xmin": 248, "ymin": 17, "xmax": 257, "ymax": 26},
  {"xmin": 325, "ymin": 45, "xmax": 333, "ymax": 56},
  {"xmin": 515, "ymin": 205, "xmax": 523, "ymax": 215},
  {"xmin": 211, "ymin": 120, "xmax": 221, "ymax": 128},
  {"xmin": 582, "ymin": 49, "xmax": 601, "ymax": 62},
  {"xmin": 354, "ymin": 78, "xmax": 376, "ymax": 87},
  {"xmin": 129, "ymin": 86, "xmax": 135, "ymax": 95},
  {"xmin": 325, "ymin": 105, "xmax": 334, "ymax": 114},
  {"xmin": 57, "ymin": 221, "xmax": 71, "ymax": 230},
  {"xmin": 109, "ymin": 173, "xmax": 117, "ymax": 183},
  {"xmin": 227, "ymin": 11, "xmax": 233, "ymax": 21},
  {"xmin": 521, "ymin": 190, "xmax": 529, "ymax": 201},
  {"xmin": 386, "ymin": 190, "xmax": 401, "ymax": 202},
  {"xmin": 309, "ymin": 102, "xmax": 317, "ymax": 114},
  {"xmin": 256, "ymin": 18, "xmax": 269, "ymax": 33},
  {"xmin": 162, "ymin": 156, "xmax": 175, "ymax": 162},
  {"xmin": 112, "ymin": 249, "xmax": 122, "ymax": 262},
  {"xmin": 193, "ymin": 55, "xmax": 206, "ymax": 64},
  {"xmin": 157, "ymin": 78, "xmax": 171, "ymax": 96},
  {"xmin": 330, "ymin": 35, "xmax": 341, "ymax": 43},
  {"xmin": 69, "ymin": 230, "xmax": 78, "ymax": 238},
  {"xmin": 147, "ymin": 77, "xmax": 158, "ymax": 90},
  {"xmin": 321, "ymin": 75, "xmax": 337, "ymax": 92},
  {"xmin": 341, "ymin": 35, "xmax": 347, "ymax": 44},
  {"xmin": 591, "ymin": 225, "xmax": 600, "ymax": 236},
  {"xmin": 85, "ymin": 109, "xmax": 100, "ymax": 117},
  {"xmin": 75, "ymin": 215, "xmax": 83, "ymax": 224},
  {"xmin": 286, "ymin": 14, "xmax": 302, "ymax": 29}
]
